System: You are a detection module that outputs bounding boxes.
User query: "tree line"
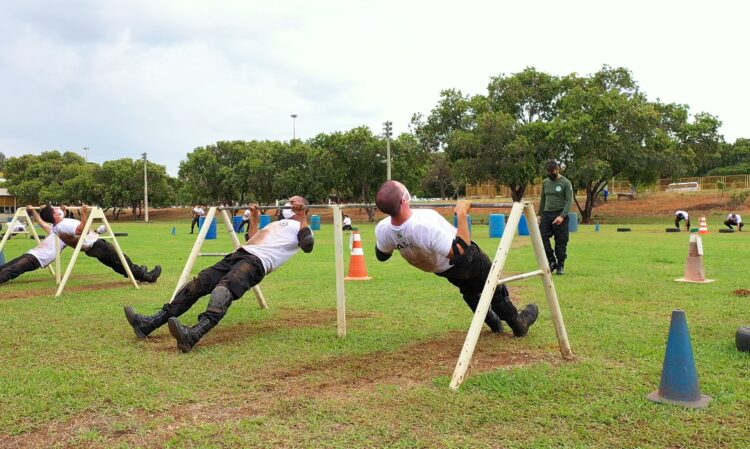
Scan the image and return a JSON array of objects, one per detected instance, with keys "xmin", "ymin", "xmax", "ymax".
[{"xmin": 1, "ymin": 65, "xmax": 748, "ymax": 221}]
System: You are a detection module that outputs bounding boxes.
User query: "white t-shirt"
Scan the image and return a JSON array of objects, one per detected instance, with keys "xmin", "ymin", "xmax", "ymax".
[
  {"xmin": 241, "ymin": 219, "xmax": 307, "ymax": 274},
  {"xmin": 243, "ymin": 209, "xmax": 252, "ymax": 220},
  {"xmin": 343, "ymin": 217, "xmax": 352, "ymax": 226},
  {"xmin": 727, "ymin": 213, "xmax": 742, "ymax": 223},
  {"xmin": 11, "ymin": 222, "xmax": 26, "ymax": 232},
  {"xmin": 375, "ymin": 209, "xmax": 456, "ymax": 273},
  {"xmin": 193, "ymin": 207, "xmax": 205, "ymax": 217},
  {"xmin": 675, "ymin": 210, "xmax": 688, "ymax": 219},
  {"xmin": 53, "ymin": 218, "xmax": 100, "ymax": 250},
  {"xmin": 27, "ymin": 234, "xmax": 63, "ymax": 267}
]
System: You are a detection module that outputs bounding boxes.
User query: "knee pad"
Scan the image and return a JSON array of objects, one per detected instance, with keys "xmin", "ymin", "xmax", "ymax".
[{"xmin": 207, "ymin": 286, "xmax": 233, "ymax": 315}]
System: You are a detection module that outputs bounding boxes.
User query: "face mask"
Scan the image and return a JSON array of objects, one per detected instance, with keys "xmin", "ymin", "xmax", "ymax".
[
  {"xmin": 281, "ymin": 202, "xmax": 295, "ymax": 219},
  {"xmin": 547, "ymin": 172, "xmax": 557, "ymax": 180}
]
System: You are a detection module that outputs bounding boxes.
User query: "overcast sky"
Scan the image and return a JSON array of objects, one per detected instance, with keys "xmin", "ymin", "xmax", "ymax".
[{"xmin": 1, "ymin": 0, "xmax": 747, "ymax": 175}]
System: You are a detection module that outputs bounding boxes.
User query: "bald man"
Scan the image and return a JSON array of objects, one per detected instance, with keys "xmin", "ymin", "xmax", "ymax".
[
  {"xmin": 374, "ymin": 181, "xmax": 538, "ymax": 337},
  {"xmin": 124, "ymin": 197, "xmax": 315, "ymax": 353}
]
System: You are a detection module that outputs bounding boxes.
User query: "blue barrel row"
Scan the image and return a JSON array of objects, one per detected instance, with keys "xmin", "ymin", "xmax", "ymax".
[
  {"xmin": 200, "ymin": 213, "xmax": 576, "ymax": 240},
  {"xmin": 199, "ymin": 214, "xmax": 322, "ymax": 240}
]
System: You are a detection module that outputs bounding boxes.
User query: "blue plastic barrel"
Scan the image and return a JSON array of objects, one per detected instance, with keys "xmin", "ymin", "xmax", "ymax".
[
  {"xmin": 518, "ymin": 214, "xmax": 530, "ymax": 236},
  {"xmin": 260, "ymin": 215, "xmax": 271, "ymax": 229},
  {"xmin": 453, "ymin": 214, "xmax": 472, "ymax": 231},
  {"xmin": 232, "ymin": 215, "xmax": 244, "ymax": 232},
  {"xmin": 311, "ymin": 215, "xmax": 321, "ymax": 231},
  {"xmin": 568, "ymin": 212, "xmax": 579, "ymax": 232},
  {"xmin": 198, "ymin": 217, "xmax": 218, "ymax": 240},
  {"xmin": 489, "ymin": 214, "xmax": 505, "ymax": 238}
]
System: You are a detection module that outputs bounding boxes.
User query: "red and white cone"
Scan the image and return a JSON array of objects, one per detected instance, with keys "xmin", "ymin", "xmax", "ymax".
[
  {"xmin": 345, "ymin": 230, "xmax": 372, "ymax": 281},
  {"xmin": 698, "ymin": 217, "xmax": 709, "ymax": 235}
]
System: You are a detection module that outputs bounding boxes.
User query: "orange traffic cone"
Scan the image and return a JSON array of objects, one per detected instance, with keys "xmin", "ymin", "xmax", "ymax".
[
  {"xmin": 698, "ymin": 217, "xmax": 709, "ymax": 234},
  {"xmin": 345, "ymin": 230, "xmax": 372, "ymax": 281},
  {"xmin": 675, "ymin": 234, "xmax": 714, "ymax": 283}
]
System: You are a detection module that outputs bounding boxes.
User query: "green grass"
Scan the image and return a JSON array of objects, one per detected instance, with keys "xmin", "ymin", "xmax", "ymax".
[{"xmin": 1, "ymin": 218, "xmax": 749, "ymax": 448}]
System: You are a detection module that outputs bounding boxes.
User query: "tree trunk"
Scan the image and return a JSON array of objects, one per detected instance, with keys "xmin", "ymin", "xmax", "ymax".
[{"xmin": 509, "ymin": 184, "xmax": 527, "ymax": 202}]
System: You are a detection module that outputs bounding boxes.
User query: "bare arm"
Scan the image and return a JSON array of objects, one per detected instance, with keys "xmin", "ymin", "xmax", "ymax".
[
  {"xmin": 449, "ymin": 200, "xmax": 472, "ymax": 257},
  {"xmin": 76, "ymin": 206, "xmax": 88, "ymax": 235},
  {"xmin": 248, "ymin": 205, "xmax": 260, "ymax": 239},
  {"xmin": 28, "ymin": 205, "xmax": 53, "ymax": 234}
]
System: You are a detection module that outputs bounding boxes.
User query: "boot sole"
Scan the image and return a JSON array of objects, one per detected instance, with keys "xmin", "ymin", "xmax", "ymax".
[
  {"xmin": 167, "ymin": 318, "xmax": 194, "ymax": 353},
  {"xmin": 123, "ymin": 306, "xmax": 148, "ymax": 340}
]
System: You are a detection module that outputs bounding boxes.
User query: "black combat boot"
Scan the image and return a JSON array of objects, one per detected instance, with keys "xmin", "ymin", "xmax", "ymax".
[
  {"xmin": 509, "ymin": 304, "xmax": 539, "ymax": 337},
  {"xmin": 124, "ymin": 306, "xmax": 170, "ymax": 339},
  {"xmin": 486, "ymin": 309, "xmax": 504, "ymax": 333},
  {"xmin": 168, "ymin": 317, "xmax": 215, "ymax": 353},
  {"xmin": 556, "ymin": 260, "xmax": 565, "ymax": 275},
  {"xmin": 142, "ymin": 265, "xmax": 162, "ymax": 283},
  {"xmin": 548, "ymin": 258, "xmax": 557, "ymax": 272}
]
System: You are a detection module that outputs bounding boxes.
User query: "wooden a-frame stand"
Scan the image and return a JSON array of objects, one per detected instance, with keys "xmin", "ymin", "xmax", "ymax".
[
  {"xmin": 0, "ymin": 207, "xmax": 56, "ymax": 276},
  {"xmin": 449, "ymin": 201, "xmax": 573, "ymax": 390},
  {"xmin": 171, "ymin": 206, "xmax": 267, "ymax": 308},
  {"xmin": 55, "ymin": 207, "xmax": 138, "ymax": 297}
]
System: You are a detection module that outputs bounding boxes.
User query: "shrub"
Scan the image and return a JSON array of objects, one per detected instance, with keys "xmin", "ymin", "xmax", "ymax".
[{"xmin": 728, "ymin": 190, "xmax": 750, "ymax": 208}]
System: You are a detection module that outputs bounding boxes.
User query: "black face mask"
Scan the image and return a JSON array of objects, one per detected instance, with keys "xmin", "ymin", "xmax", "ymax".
[{"xmin": 547, "ymin": 172, "xmax": 557, "ymax": 180}]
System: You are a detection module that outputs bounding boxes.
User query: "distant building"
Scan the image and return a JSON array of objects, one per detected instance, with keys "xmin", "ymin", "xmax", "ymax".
[{"xmin": 0, "ymin": 188, "xmax": 16, "ymax": 222}]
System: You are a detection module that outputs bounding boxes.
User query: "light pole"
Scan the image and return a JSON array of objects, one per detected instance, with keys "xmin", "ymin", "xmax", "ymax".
[
  {"xmin": 83, "ymin": 147, "xmax": 89, "ymax": 162},
  {"xmin": 142, "ymin": 153, "xmax": 149, "ymax": 222},
  {"xmin": 383, "ymin": 121, "xmax": 393, "ymax": 180},
  {"xmin": 290, "ymin": 114, "xmax": 298, "ymax": 140}
]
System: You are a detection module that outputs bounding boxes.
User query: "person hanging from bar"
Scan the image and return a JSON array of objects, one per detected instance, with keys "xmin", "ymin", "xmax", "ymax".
[
  {"xmin": 123, "ymin": 196, "xmax": 314, "ymax": 353},
  {"xmin": 0, "ymin": 233, "xmax": 58, "ymax": 285},
  {"xmin": 373, "ymin": 180, "xmax": 538, "ymax": 337},
  {"xmin": 30, "ymin": 205, "xmax": 162, "ymax": 283}
]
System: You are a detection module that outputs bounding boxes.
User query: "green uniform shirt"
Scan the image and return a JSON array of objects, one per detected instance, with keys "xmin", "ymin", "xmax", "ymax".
[{"xmin": 539, "ymin": 176, "xmax": 574, "ymax": 217}]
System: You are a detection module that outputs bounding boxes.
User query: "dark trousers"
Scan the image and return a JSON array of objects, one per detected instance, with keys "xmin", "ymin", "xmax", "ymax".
[
  {"xmin": 84, "ymin": 240, "xmax": 148, "ymax": 281},
  {"xmin": 540, "ymin": 210, "xmax": 569, "ymax": 267},
  {"xmin": 163, "ymin": 249, "xmax": 266, "ymax": 325},
  {"xmin": 0, "ymin": 253, "xmax": 42, "ymax": 284},
  {"xmin": 724, "ymin": 220, "xmax": 744, "ymax": 231},
  {"xmin": 437, "ymin": 247, "xmax": 519, "ymax": 329},
  {"xmin": 190, "ymin": 216, "xmax": 200, "ymax": 233},
  {"xmin": 675, "ymin": 217, "xmax": 690, "ymax": 230}
]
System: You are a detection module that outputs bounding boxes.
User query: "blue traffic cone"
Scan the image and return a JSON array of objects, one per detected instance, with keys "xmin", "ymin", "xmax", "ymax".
[
  {"xmin": 171, "ymin": 226, "xmax": 176, "ymax": 235},
  {"xmin": 647, "ymin": 310, "xmax": 712, "ymax": 408}
]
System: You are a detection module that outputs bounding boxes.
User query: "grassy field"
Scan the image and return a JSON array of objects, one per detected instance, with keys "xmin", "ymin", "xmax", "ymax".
[{"xmin": 1, "ymin": 216, "xmax": 749, "ymax": 448}]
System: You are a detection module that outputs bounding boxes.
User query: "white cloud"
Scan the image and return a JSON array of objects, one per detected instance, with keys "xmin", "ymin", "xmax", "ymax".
[{"xmin": 0, "ymin": 0, "xmax": 748, "ymax": 175}]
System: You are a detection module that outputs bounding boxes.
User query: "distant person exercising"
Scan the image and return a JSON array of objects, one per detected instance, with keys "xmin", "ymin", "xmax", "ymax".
[
  {"xmin": 724, "ymin": 213, "xmax": 744, "ymax": 231},
  {"xmin": 674, "ymin": 210, "xmax": 690, "ymax": 231},
  {"xmin": 538, "ymin": 160, "xmax": 575, "ymax": 275}
]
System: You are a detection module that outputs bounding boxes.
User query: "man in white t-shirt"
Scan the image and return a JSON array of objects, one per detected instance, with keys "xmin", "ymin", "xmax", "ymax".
[
  {"xmin": 32, "ymin": 205, "xmax": 161, "ymax": 283},
  {"xmin": 724, "ymin": 213, "xmax": 744, "ymax": 231},
  {"xmin": 342, "ymin": 215, "xmax": 353, "ymax": 231},
  {"xmin": 124, "ymin": 196, "xmax": 315, "ymax": 353},
  {"xmin": 674, "ymin": 210, "xmax": 690, "ymax": 230},
  {"xmin": 0, "ymin": 234, "xmax": 60, "ymax": 285},
  {"xmin": 240, "ymin": 208, "xmax": 252, "ymax": 232},
  {"xmin": 374, "ymin": 180, "xmax": 539, "ymax": 337},
  {"xmin": 190, "ymin": 205, "xmax": 206, "ymax": 234}
]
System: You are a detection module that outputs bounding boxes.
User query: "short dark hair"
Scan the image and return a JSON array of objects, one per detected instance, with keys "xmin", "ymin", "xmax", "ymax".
[
  {"xmin": 545, "ymin": 160, "xmax": 559, "ymax": 171},
  {"xmin": 39, "ymin": 205, "xmax": 55, "ymax": 224},
  {"xmin": 375, "ymin": 181, "xmax": 403, "ymax": 216}
]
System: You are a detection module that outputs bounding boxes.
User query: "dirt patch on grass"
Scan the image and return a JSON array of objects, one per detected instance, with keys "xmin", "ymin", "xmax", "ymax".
[
  {"xmin": 0, "ymin": 280, "xmax": 135, "ymax": 301},
  {"xmin": 732, "ymin": 289, "xmax": 750, "ymax": 297},
  {"xmin": 3, "ymin": 324, "xmax": 562, "ymax": 448},
  {"xmin": 148, "ymin": 308, "xmax": 379, "ymax": 352}
]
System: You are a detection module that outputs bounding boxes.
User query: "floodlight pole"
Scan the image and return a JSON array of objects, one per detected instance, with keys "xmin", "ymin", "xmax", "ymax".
[
  {"xmin": 142, "ymin": 152, "xmax": 149, "ymax": 222},
  {"xmin": 291, "ymin": 114, "xmax": 298, "ymax": 140},
  {"xmin": 384, "ymin": 121, "xmax": 393, "ymax": 180}
]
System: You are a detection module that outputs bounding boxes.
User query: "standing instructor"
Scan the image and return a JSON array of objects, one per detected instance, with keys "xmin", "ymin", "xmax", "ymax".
[{"xmin": 538, "ymin": 160, "xmax": 574, "ymax": 275}]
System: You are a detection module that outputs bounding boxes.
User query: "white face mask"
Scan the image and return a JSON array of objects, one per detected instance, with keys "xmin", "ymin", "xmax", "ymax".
[{"xmin": 281, "ymin": 202, "xmax": 295, "ymax": 219}]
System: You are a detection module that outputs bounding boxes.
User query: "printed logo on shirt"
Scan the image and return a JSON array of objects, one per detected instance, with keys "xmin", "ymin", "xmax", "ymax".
[
  {"xmin": 396, "ymin": 242, "xmax": 414, "ymax": 250},
  {"xmin": 555, "ymin": 186, "xmax": 562, "ymax": 192},
  {"xmin": 279, "ymin": 221, "xmax": 289, "ymax": 227}
]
